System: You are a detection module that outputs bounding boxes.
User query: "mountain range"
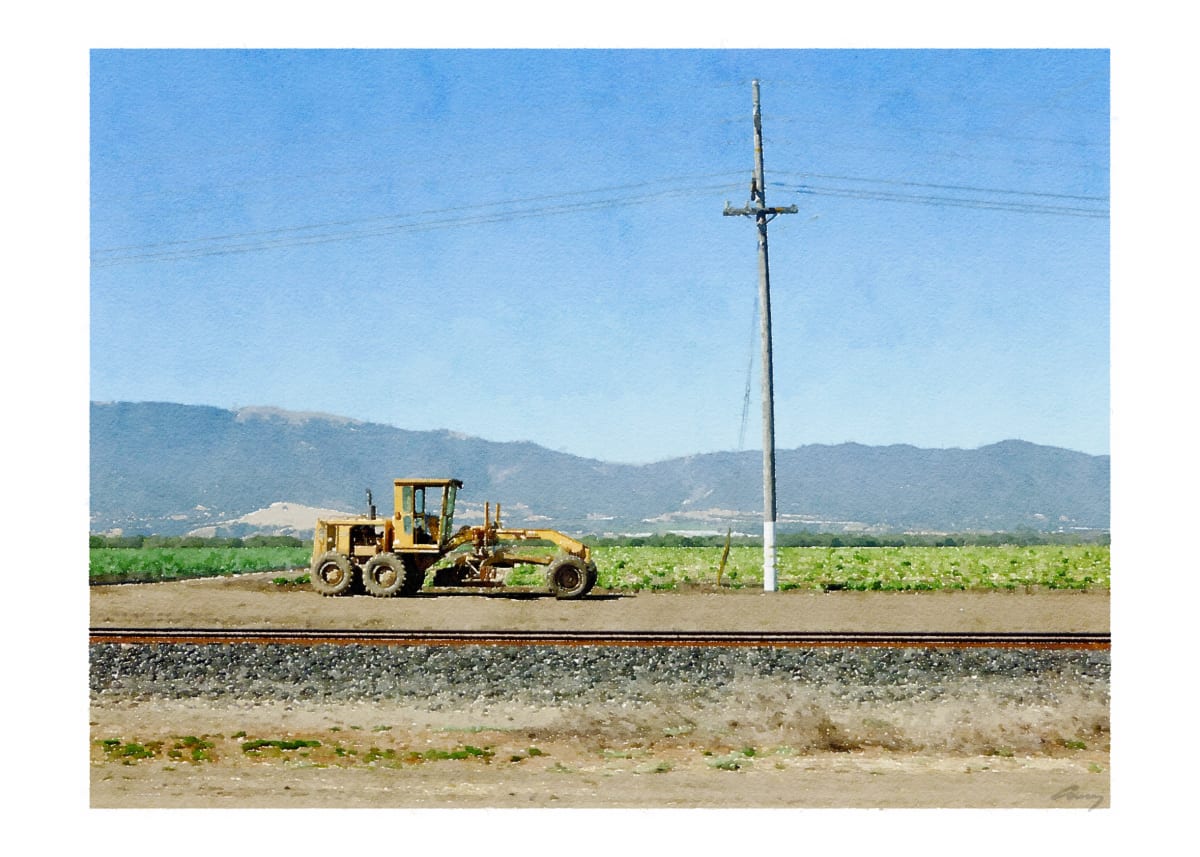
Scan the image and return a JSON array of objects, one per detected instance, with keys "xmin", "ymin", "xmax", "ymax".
[{"xmin": 89, "ymin": 401, "xmax": 1110, "ymax": 537}]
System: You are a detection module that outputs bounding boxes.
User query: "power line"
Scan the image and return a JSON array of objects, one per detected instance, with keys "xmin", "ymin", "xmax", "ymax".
[
  {"xmin": 771, "ymin": 170, "xmax": 1107, "ymax": 202},
  {"xmin": 92, "ymin": 182, "xmax": 740, "ymax": 268},
  {"xmin": 777, "ymin": 182, "xmax": 1107, "ymax": 219},
  {"xmin": 92, "ymin": 164, "xmax": 1108, "ymax": 269},
  {"xmin": 92, "ymin": 171, "xmax": 746, "ymax": 257},
  {"xmin": 737, "ymin": 291, "xmax": 757, "ymax": 452}
]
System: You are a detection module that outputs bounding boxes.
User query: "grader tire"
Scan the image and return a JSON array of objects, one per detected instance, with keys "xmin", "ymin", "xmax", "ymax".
[
  {"xmin": 311, "ymin": 551, "xmax": 356, "ymax": 597},
  {"xmin": 362, "ymin": 553, "xmax": 408, "ymax": 598},
  {"xmin": 582, "ymin": 560, "xmax": 599, "ymax": 596},
  {"xmin": 547, "ymin": 556, "xmax": 590, "ymax": 600}
]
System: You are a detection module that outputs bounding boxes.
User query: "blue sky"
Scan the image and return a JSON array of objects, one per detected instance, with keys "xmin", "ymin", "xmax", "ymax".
[{"xmin": 90, "ymin": 49, "xmax": 1109, "ymax": 462}]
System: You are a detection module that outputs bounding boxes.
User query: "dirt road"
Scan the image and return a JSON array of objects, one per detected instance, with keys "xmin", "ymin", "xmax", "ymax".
[{"xmin": 90, "ymin": 572, "xmax": 1110, "ymax": 632}]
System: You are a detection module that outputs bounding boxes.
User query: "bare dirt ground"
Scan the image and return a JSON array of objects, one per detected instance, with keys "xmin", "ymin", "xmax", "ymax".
[
  {"xmin": 90, "ymin": 572, "xmax": 1110, "ymax": 633},
  {"xmin": 89, "ymin": 577, "xmax": 1110, "ymax": 808}
]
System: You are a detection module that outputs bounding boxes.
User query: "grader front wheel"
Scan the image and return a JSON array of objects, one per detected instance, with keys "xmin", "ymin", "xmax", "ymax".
[
  {"xmin": 547, "ymin": 556, "xmax": 593, "ymax": 600},
  {"xmin": 311, "ymin": 551, "xmax": 357, "ymax": 597}
]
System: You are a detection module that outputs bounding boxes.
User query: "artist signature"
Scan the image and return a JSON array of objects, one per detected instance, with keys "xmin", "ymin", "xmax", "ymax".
[{"xmin": 1052, "ymin": 784, "xmax": 1105, "ymax": 810}]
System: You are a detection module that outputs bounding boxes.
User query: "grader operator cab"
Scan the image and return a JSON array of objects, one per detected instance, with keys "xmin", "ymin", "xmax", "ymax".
[{"xmin": 310, "ymin": 478, "xmax": 598, "ymax": 600}]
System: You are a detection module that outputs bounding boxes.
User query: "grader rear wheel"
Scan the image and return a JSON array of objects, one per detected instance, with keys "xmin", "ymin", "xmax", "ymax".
[
  {"xmin": 547, "ymin": 555, "xmax": 590, "ymax": 600},
  {"xmin": 362, "ymin": 553, "xmax": 407, "ymax": 598},
  {"xmin": 311, "ymin": 551, "xmax": 356, "ymax": 597}
]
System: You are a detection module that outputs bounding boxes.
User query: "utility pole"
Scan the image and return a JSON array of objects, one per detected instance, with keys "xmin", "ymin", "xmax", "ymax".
[{"xmin": 723, "ymin": 79, "xmax": 796, "ymax": 592}]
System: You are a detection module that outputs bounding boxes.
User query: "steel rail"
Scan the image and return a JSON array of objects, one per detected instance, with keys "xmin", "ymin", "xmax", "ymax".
[{"xmin": 89, "ymin": 627, "xmax": 1110, "ymax": 650}]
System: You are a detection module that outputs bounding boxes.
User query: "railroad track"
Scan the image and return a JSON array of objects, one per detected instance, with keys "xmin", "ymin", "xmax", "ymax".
[{"xmin": 89, "ymin": 627, "xmax": 1110, "ymax": 650}]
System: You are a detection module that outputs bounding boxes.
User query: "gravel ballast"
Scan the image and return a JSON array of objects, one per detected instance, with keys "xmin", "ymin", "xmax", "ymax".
[
  {"xmin": 90, "ymin": 645, "xmax": 1110, "ymax": 754},
  {"xmin": 90, "ymin": 643, "xmax": 1108, "ymax": 706}
]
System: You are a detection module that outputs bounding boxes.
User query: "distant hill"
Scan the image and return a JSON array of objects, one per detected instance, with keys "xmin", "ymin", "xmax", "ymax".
[{"xmin": 89, "ymin": 401, "xmax": 1110, "ymax": 536}]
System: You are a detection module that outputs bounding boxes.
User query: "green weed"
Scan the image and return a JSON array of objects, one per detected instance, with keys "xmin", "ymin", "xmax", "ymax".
[
  {"xmin": 708, "ymin": 755, "xmax": 744, "ymax": 771},
  {"xmin": 98, "ymin": 739, "xmax": 162, "ymax": 763},
  {"xmin": 168, "ymin": 735, "xmax": 215, "ymax": 763},
  {"xmin": 706, "ymin": 747, "xmax": 759, "ymax": 771},
  {"xmin": 364, "ymin": 747, "xmax": 398, "ymax": 764},
  {"xmin": 241, "ymin": 739, "xmax": 321, "ymax": 753},
  {"xmin": 412, "ymin": 745, "xmax": 493, "ymax": 762},
  {"xmin": 272, "ymin": 575, "xmax": 310, "ymax": 586}
]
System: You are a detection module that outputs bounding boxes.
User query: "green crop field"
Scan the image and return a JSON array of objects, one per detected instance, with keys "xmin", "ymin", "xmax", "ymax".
[
  {"xmin": 493, "ymin": 544, "xmax": 1108, "ymax": 591},
  {"xmin": 89, "ymin": 543, "xmax": 1109, "ymax": 590},
  {"xmin": 89, "ymin": 546, "xmax": 310, "ymax": 584}
]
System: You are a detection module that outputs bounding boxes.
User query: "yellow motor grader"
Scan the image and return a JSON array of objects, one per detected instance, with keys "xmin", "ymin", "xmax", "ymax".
[{"xmin": 310, "ymin": 478, "xmax": 598, "ymax": 599}]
